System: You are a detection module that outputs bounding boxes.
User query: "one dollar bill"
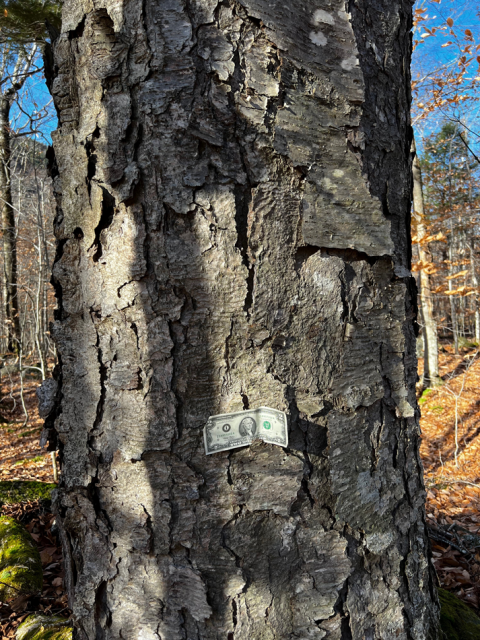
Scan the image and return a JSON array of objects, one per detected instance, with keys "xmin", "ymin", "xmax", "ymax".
[{"xmin": 204, "ymin": 407, "xmax": 288, "ymax": 455}]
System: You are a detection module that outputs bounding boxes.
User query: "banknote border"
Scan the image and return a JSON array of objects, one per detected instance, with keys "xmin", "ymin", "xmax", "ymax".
[{"xmin": 204, "ymin": 407, "xmax": 288, "ymax": 454}]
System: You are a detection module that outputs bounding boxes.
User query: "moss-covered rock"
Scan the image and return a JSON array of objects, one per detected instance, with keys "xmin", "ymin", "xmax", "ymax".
[
  {"xmin": 0, "ymin": 516, "xmax": 42, "ymax": 601},
  {"xmin": 439, "ymin": 588, "xmax": 480, "ymax": 640},
  {"xmin": 0, "ymin": 481, "xmax": 56, "ymax": 505},
  {"xmin": 16, "ymin": 615, "xmax": 72, "ymax": 640}
]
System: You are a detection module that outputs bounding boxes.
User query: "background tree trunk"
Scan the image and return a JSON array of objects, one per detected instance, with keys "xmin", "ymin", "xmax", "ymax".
[
  {"xmin": 412, "ymin": 139, "xmax": 441, "ymax": 386},
  {"xmin": 47, "ymin": 1, "xmax": 441, "ymax": 638},
  {"xmin": 0, "ymin": 96, "xmax": 20, "ymax": 352},
  {"xmin": 448, "ymin": 244, "xmax": 459, "ymax": 354},
  {"xmin": 470, "ymin": 239, "xmax": 480, "ymax": 342}
]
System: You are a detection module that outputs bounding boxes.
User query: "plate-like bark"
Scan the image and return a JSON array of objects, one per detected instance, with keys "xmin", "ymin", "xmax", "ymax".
[{"xmin": 46, "ymin": 0, "xmax": 441, "ymax": 638}]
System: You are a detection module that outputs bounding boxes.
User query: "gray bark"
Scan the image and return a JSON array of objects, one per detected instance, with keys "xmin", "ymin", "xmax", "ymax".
[
  {"xmin": 448, "ymin": 244, "xmax": 459, "ymax": 354},
  {"xmin": 0, "ymin": 97, "xmax": 20, "ymax": 352},
  {"xmin": 46, "ymin": 1, "xmax": 441, "ymax": 639},
  {"xmin": 412, "ymin": 140, "xmax": 440, "ymax": 386}
]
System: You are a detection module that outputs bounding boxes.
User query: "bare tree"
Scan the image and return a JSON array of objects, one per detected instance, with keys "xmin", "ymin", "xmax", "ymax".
[
  {"xmin": 416, "ymin": 123, "xmax": 480, "ymax": 350},
  {"xmin": 412, "ymin": 137, "xmax": 441, "ymax": 387},
  {"xmin": 0, "ymin": 43, "xmax": 41, "ymax": 352}
]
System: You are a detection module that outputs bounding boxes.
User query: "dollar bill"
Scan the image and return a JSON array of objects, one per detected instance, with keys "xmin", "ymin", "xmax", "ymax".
[{"xmin": 204, "ymin": 406, "xmax": 288, "ymax": 455}]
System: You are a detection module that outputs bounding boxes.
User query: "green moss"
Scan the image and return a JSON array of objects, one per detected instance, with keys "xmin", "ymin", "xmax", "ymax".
[
  {"xmin": 458, "ymin": 337, "xmax": 479, "ymax": 349},
  {"xmin": 16, "ymin": 615, "xmax": 72, "ymax": 640},
  {"xmin": 0, "ymin": 516, "xmax": 42, "ymax": 600},
  {"xmin": 14, "ymin": 456, "xmax": 45, "ymax": 466},
  {"xmin": 0, "ymin": 481, "xmax": 56, "ymax": 505},
  {"xmin": 439, "ymin": 588, "xmax": 480, "ymax": 640},
  {"xmin": 430, "ymin": 405, "xmax": 444, "ymax": 414},
  {"xmin": 419, "ymin": 388, "xmax": 435, "ymax": 404}
]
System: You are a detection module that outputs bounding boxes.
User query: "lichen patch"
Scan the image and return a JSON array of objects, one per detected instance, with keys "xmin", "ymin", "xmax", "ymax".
[
  {"xmin": 341, "ymin": 55, "xmax": 359, "ymax": 70},
  {"xmin": 312, "ymin": 9, "xmax": 334, "ymax": 25},
  {"xmin": 309, "ymin": 31, "xmax": 327, "ymax": 47}
]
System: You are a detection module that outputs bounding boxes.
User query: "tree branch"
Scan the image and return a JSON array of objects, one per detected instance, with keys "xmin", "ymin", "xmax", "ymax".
[{"xmin": 458, "ymin": 132, "xmax": 480, "ymax": 166}]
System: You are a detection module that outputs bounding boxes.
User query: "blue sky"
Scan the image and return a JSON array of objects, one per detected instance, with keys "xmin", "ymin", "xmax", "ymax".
[
  {"xmin": 412, "ymin": 0, "xmax": 480, "ymax": 150},
  {"xmin": 11, "ymin": 66, "xmax": 57, "ymax": 145}
]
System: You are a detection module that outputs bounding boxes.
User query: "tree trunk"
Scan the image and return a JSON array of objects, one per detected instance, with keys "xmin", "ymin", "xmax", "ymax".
[
  {"xmin": 0, "ymin": 97, "xmax": 20, "ymax": 352},
  {"xmin": 470, "ymin": 240, "xmax": 480, "ymax": 341},
  {"xmin": 46, "ymin": 1, "xmax": 441, "ymax": 638},
  {"xmin": 411, "ymin": 140, "xmax": 441, "ymax": 386},
  {"xmin": 448, "ymin": 244, "xmax": 459, "ymax": 354}
]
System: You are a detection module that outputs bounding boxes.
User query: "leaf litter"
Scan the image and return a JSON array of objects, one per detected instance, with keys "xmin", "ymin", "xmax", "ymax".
[
  {"xmin": 0, "ymin": 370, "xmax": 68, "ymax": 638},
  {"xmin": 420, "ymin": 344, "xmax": 480, "ymax": 614}
]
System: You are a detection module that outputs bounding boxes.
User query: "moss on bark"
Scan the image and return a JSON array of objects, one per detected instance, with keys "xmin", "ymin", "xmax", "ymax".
[
  {"xmin": 16, "ymin": 615, "xmax": 72, "ymax": 640},
  {"xmin": 439, "ymin": 588, "xmax": 480, "ymax": 640},
  {"xmin": 0, "ymin": 516, "xmax": 42, "ymax": 600},
  {"xmin": 0, "ymin": 481, "xmax": 55, "ymax": 505}
]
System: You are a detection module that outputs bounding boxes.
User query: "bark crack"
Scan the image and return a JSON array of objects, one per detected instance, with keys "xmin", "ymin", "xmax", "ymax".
[
  {"xmin": 168, "ymin": 317, "xmax": 187, "ymax": 443},
  {"xmin": 92, "ymin": 188, "xmax": 116, "ymax": 262}
]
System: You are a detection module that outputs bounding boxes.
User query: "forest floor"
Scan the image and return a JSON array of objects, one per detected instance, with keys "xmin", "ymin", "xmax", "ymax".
[
  {"xmin": 419, "ymin": 342, "xmax": 480, "ymax": 613},
  {"xmin": 0, "ymin": 370, "xmax": 65, "ymax": 638},
  {"xmin": 0, "ymin": 349, "xmax": 480, "ymax": 634},
  {"xmin": 0, "ymin": 370, "xmax": 54, "ymax": 484}
]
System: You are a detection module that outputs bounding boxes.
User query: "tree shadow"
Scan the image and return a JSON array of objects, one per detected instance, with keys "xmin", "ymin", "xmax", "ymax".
[
  {"xmin": 441, "ymin": 358, "xmax": 469, "ymax": 383},
  {"xmin": 423, "ymin": 395, "xmax": 480, "ymax": 474}
]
